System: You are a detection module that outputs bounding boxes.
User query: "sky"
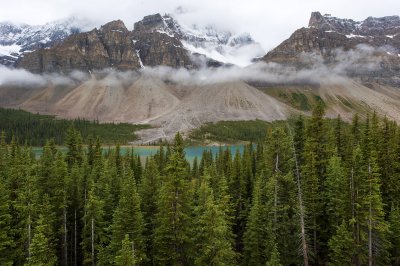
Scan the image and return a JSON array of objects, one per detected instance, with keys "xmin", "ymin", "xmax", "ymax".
[{"xmin": 0, "ymin": 0, "xmax": 399, "ymax": 51}]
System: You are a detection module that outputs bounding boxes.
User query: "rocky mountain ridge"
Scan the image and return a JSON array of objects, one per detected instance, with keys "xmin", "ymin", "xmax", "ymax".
[
  {"xmin": 1, "ymin": 13, "xmax": 263, "ymax": 72},
  {"xmin": 263, "ymin": 12, "xmax": 400, "ymax": 86},
  {"xmin": 0, "ymin": 17, "xmax": 93, "ymax": 67}
]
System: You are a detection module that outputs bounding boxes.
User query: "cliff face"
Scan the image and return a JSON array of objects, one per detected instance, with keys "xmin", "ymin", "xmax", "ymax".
[
  {"xmin": 0, "ymin": 17, "xmax": 92, "ymax": 67},
  {"xmin": 17, "ymin": 14, "xmax": 195, "ymax": 73},
  {"xmin": 131, "ymin": 14, "xmax": 193, "ymax": 68},
  {"xmin": 14, "ymin": 12, "xmax": 262, "ymax": 73},
  {"xmin": 263, "ymin": 12, "xmax": 400, "ymax": 86},
  {"xmin": 17, "ymin": 20, "xmax": 141, "ymax": 73}
]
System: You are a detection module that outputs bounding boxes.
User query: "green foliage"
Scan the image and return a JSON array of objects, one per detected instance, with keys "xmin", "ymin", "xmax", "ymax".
[
  {"xmin": 0, "ymin": 106, "xmax": 400, "ymax": 266},
  {"xmin": 28, "ymin": 196, "xmax": 57, "ymax": 266},
  {"xmin": 28, "ymin": 216, "xmax": 58, "ymax": 266},
  {"xmin": 153, "ymin": 133, "xmax": 194, "ymax": 265},
  {"xmin": 189, "ymin": 120, "xmax": 279, "ymax": 143},
  {"xmin": 0, "ymin": 107, "xmax": 150, "ymax": 145},
  {"xmin": 325, "ymin": 155, "xmax": 349, "ymax": 230},
  {"xmin": 194, "ymin": 175, "xmax": 236, "ymax": 266},
  {"xmin": 115, "ymin": 234, "xmax": 137, "ymax": 266},
  {"xmin": 327, "ymin": 221, "xmax": 355, "ymax": 266},
  {"xmin": 265, "ymin": 243, "xmax": 282, "ymax": 266},
  {"xmin": 389, "ymin": 207, "xmax": 400, "ymax": 265},
  {"xmin": 0, "ymin": 179, "xmax": 13, "ymax": 265},
  {"xmin": 243, "ymin": 175, "xmax": 266, "ymax": 265},
  {"xmin": 110, "ymin": 170, "xmax": 146, "ymax": 263}
]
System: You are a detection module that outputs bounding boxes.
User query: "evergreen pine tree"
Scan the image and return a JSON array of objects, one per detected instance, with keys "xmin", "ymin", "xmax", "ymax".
[
  {"xmin": 327, "ymin": 220, "xmax": 354, "ymax": 266},
  {"xmin": 115, "ymin": 234, "xmax": 137, "ymax": 266},
  {"xmin": 28, "ymin": 195, "xmax": 57, "ymax": 266},
  {"xmin": 325, "ymin": 154, "xmax": 350, "ymax": 231},
  {"xmin": 0, "ymin": 179, "xmax": 14, "ymax": 265},
  {"xmin": 265, "ymin": 243, "xmax": 282, "ymax": 266},
  {"xmin": 110, "ymin": 168, "xmax": 146, "ymax": 264},
  {"xmin": 194, "ymin": 174, "xmax": 235, "ymax": 266},
  {"xmin": 82, "ymin": 184, "xmax": 105, "ymax": 265},
  {"xmin": 139, "ymin": 158, "xmax": 160, "ymax": 264},
  {"xmin": 302, "ymin": 103, "xmax": 329, "ymax": 263},
  {"xmin": 389, "ymin": 206, "xmax": 400, "ymax": 265},
  {"xmin": 28, "ymin": 214, "xmax": 58, "ymax": 266},
  {"xmin": 243, "ymin": 174, "xmax": 266, "ymax": 265},
  {"xmin": 153, "ymin": 133, "xmax": 193, "ymax": 265}
]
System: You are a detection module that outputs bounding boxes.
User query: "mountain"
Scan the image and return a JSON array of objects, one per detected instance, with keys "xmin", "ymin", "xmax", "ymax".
[
  {"xmin": 17, "ymin": 20, "xmax": 144, "ymax": 73},
  {"xmin": 2, "ymin": 13, "xmax": 263, "ymax": 72},
  {"xmin": 162, "ymin": 14, "xmax": 265, "ymax": 66},
  {"xmin": 0, "ymin": 17, "xmax": 93, "ymax": 67},
  {"xmin": 263, "ymin": 12, "xmax": 400, "ymax": 86}
]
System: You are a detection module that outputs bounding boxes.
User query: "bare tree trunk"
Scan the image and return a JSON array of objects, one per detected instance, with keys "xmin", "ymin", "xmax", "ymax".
[
  {"xmin": 368, "ymin": 163, "xmax": 373, "ymax": 266},
  {"xmin": 132, "ymin": 240, "xmax": 135, "ymax": 265},
  {"xmin": 91, "ymin": 218, "xmax": 95, "ymax": 266},
  {"xmin": 274, "ymin": 153, "xmax": 279, "ymax": 226},
  {"xmin": 28, "ymin": 212, "xmax": 31, "ymax": 260},
  {"xmin": 350, "ymin": 167, "xmax": 358, "ymax": 265},
  {"xmin": 356, "ymin": 185, "xmax": 360, "ymax": 266},
  {"xmin": 64, "ymin": 208, "xmax": 68, "ymax": 266},
  {"xmin": 350, "ymin": 167, "xmax": 355, "ymax": 228},
  {"xmin": 84, "ymin": 189, "xmax": 87, "ymax": 226},
  {"xmin": 288, "ymin": 126, "xmax": 309, "ymax": 266},
  {"xmin": 74, "ymin": 209, "xmax": 77, "ymax": 266},
  {"xmin": 313, "ymin": 221, "xmax": 317, "ymax": 262}
]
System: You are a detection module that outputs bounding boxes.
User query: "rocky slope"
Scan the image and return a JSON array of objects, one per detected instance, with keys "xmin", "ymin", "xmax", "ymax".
[
  {"xmin": 263, "ymin": 12, "xmax": 400, "ymax": 86},
  {"xmin": 2, "ymin": 75, "xmax": 400, "ymax": 143}
]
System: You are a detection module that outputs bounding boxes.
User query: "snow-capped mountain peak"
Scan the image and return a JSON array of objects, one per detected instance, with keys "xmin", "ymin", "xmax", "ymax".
[
  {"xmin": 0, "ymin": 16, "xmax": 94, "ymax": 66},
  {"xmin": 1, "ymin": 13, "xmax": 264, "ymax": 68},
  {"xmin": 162, "ymin": 14, "xmax": 265, "ymax": 66}
]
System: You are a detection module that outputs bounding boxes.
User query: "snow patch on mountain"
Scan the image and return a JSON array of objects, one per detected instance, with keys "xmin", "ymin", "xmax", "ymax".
[
  {"xmin": 163, "ymin": 14, "xmax": 265, "ymax": 66},
  {"xmin": 346, "ymin": 34, "xmax": 367, "ymax": 38},
  {"xmin": 0, "ymin": 16, "xmax": 94, "ymax": 64},
  {"xmin": 0, "ymin": 44, "xmax": 21, "ymax": 57}
]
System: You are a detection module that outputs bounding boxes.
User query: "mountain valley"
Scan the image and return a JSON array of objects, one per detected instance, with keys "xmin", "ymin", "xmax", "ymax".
[{"xmin": 1, "ymin": 11, "xmax": 400, "ymax": 142}]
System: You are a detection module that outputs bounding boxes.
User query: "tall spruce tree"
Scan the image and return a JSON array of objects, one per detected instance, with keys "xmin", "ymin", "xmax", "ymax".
[
  {"xmin": 325, "ymin": 154, "xmax": 350, "ymax": 232},
  {"xmin": 139, "ymin": 158, "xmax": 160, "ymax": 264},
  {"xmin": 302, "ymin": 102, "xmax": 330, "ymax": 263},
  {"xmin": 81, "ymin": 183, "xmax": 105, "ymax": 266},
  {"xmin": 0, "ymin": 178, "xmax": 13, "ymax": 265},
  {"xmin": 109, "ymin": 168, "xmax": 146, "ymax": 264},
  {"xmin": 115, "ymin": 234, "xmax": 137, "ymax": 266},
  {"xmin": 327, "ymin": 220, "xmax": 354, "ymax": 266},
  {"xmin": 243, "ymin": 174, "xmax": 266, "ymax": 265},
  {"xmin": 153, "ymin": 133, "xmax": 193, "ymax": 265},
  {"xmin": 194, "ymin": 174, "xmax": 235, "ymax": 266},
  {"xmin": 28, "ymin": 195, "xmax": 57, "ymax": 266},
  {"xmin": 389, "ymin": 206, "xmax": 400, "ymax": 265}
]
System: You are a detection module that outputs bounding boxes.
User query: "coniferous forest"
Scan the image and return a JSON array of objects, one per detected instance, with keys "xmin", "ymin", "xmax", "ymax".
[
  {"xmin": 1, "ymin": 104, "xmax": 400, "ymax": 265},
  {"xmin": 0, "ymin": 107, "xmax": 149, "ymax": 146}
]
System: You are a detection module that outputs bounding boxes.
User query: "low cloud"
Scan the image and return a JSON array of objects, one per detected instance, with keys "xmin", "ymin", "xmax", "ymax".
[
  {"xmin": 0, "ymin": 67, "xmax": 90, "ymax": 87},
  {"xmin": 0, "ymin": 66, "xmax": 47, "ymax": 87},
  {"xmin": 142, "ymin": 44, "xmax": 389, "ymax": 85},
  {"xmin": 0, "ymin": 45, "xmax": 394, "ymax": 88}
]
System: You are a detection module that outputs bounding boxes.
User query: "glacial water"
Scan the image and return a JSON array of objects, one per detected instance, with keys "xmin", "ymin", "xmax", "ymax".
[{"xmin": 31, "ymin": 145, "xmax": 245, "ymax": 162}]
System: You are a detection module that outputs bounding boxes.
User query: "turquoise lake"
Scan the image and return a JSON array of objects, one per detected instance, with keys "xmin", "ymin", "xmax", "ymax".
[{"xmin": 31, "ymin": 145, "xmax": 245, "ymax": 162}]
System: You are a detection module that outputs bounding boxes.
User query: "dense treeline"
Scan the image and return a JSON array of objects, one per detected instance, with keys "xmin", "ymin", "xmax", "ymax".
[
  {"xmin": 189, "ymin": 120, "xmax": 275, "ymax": 143},
  {"xmin": 0, "ymin": 107, "xmax": 149, "ymax": 145},
  {"xmin": 1, "ymin": 104, "xmax": 400, "ymax": 265}
]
